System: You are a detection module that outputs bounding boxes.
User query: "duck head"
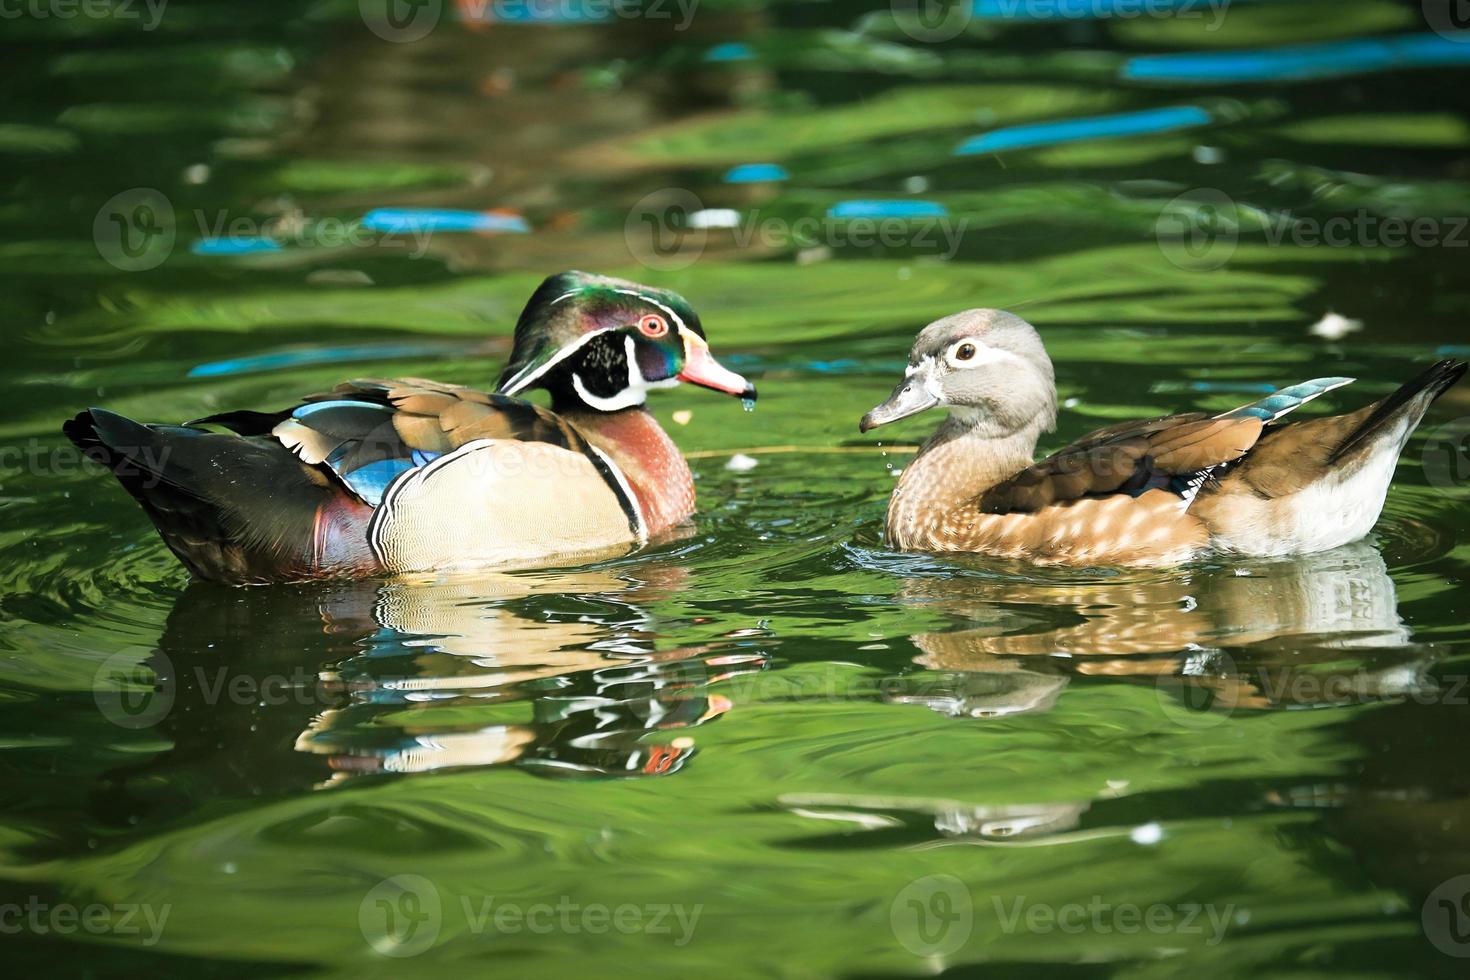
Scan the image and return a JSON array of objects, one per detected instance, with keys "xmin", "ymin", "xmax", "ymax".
[
  {"xmin": 859, "ymin": 309, "xmax": 1056, "ymax": 438},
  {"xmin": 497, "ymin": 271, "xmax": 755, "ymax": 412}
]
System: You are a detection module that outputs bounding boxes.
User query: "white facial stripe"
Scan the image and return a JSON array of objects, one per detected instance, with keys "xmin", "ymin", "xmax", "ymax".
[
  {"xmin": 500, "ymin": 326, "xmax": 618, "ymax": 396},
  {"xmin": 947, "ymin": 338, "xmax": 1013, "ymax": 370},
  {"xmin": 611, "ymin": 287, "xmax": 687, "ymax": 333},
  {"xmin": 573, "ymin": 372, "xmax": 643, "ymax": 411},
  {"xmin": 501, "ymin": 288, "xmax": 689, "ymax": 396},
  {"xmin": 570, "ymin": 334, "xmax": 677, "ymax": 412}
]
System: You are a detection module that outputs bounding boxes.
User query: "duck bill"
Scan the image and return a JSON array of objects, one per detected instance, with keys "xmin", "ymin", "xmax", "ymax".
[
  {"xmin": 679, "ymin": 335, "xmax": 756, "ymax": 400},
  {"xmin": 859, "ymin": 377, "xmax": 939, "ymax": 432}
]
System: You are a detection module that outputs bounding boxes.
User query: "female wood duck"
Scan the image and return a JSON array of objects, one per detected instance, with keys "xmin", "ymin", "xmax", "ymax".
[
  {"xmin": 860, "ymin": 309, "xmax": 1465, "ymax": 566},
  {"xmin": 65, "ymin": 271, "xmax": 755, "ymax": 585}
]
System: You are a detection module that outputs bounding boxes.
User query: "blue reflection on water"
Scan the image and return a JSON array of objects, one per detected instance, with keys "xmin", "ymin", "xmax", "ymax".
[
  {"xmin": 1123, "ymin": 33, "xmax": 1470, "ymax": 83},
  {"xmin": 361, "ymin": 208, "xmax": 529, "ymax": 234},
  {"xmin": 189, "ymin": 343, "xmax": 463, "ymax": 378},
  {"xmin": 724, "ymin": 163, "xmax": 790, "ymax": 183},
  {"xmin": 827, "ymin": 200, "xmax": 950, "ymax": 219},
  {"xmin": 190, "ymin": 237, "xmax": 283, "ymax": 256},
  {"xmin": 955, "ymin": 105, "xmax": 1211, "ymax": 155},
  {"xmin": 974, "ymin": 0, "xmax": 1227, "ymax": 18}
]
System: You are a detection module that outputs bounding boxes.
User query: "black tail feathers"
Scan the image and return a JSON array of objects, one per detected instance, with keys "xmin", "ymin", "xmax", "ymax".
[
  {"xmin": 64, "ymin": 409, "xmax": 329, "ymax": 582},
  {"xmin": 1329, "ymin": 359, "xmax": 1467, "ymax": 464}
]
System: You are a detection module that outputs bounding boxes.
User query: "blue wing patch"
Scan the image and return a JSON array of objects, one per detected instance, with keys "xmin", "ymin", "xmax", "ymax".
[{"xmin": 337, "ymin": 457, "xmax": 416, "ymax": 507}]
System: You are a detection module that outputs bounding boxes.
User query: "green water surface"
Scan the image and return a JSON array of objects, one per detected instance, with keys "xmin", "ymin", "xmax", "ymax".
[{"xmin": 3, "ymin": 1, "xmax": 1470, "ymax": 976}]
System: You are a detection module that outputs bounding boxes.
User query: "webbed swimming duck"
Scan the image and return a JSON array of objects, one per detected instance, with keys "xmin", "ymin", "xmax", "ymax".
[
  {"xmin": 860, "ymin": 309, "xmax": 1465, "ymax": 566},
  {"xmin": 65, "ymin": 271, "xmax": 755, "ymax": 585}
]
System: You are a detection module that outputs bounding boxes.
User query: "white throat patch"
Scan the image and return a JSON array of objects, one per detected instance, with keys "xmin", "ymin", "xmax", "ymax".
[{"xmin": 571, "ymin": 334, "xmax": 678, "ymax": 412}]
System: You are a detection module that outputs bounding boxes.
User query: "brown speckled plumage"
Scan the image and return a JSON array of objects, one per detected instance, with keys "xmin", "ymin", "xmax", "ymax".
[{"xmin": 864, "ymin": 309, "xmax": 1465, "ymax": 567}]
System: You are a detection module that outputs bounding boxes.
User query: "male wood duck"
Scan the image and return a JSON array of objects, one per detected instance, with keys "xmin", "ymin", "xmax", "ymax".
[
  {"xmin": 860, "ymin": 309, "xmax": 1466, "ymax": 566},
  {"xmin": 64, "ymin": 271, "xmax": 755, "ymax": 585}
]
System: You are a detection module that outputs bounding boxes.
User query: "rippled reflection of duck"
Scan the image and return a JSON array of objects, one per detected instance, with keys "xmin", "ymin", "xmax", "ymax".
[
  {"xmin": 95, "ymin": 567, "xmax": 765, "ymax": 811},
  {"xmin": 884, "ymin": 542, "xmax": 1437, "ymax": 719}
]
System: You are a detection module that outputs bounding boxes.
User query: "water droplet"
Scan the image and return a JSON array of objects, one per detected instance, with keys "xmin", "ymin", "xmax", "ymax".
[{"xmin": 740, "ymin": 397, "xmax": 755, "ymax": 413}]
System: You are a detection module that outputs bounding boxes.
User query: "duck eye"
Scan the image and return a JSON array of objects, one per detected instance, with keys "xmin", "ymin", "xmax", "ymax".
[
  {"xmin": 955, "ymin": 343, "xmax": 976, "ymax": 361},
  {"xmin": 637, "ymin": 313, "xmax": 669, "ymax": 338}
]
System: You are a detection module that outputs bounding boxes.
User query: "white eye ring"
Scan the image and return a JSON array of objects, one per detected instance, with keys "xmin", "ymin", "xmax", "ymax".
[{"xmin": 946, "ymin": 339, "xmax": 982, "ymax": 368}]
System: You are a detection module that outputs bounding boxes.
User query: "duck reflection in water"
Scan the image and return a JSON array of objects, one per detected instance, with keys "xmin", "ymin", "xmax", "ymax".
[
  {"xmin": 884, "ymin": 540, "xmax": 1436, "ymax": 720},
  {"xmin": 119, "ymin": 566, "xmax": 765, "ymax": 800}
]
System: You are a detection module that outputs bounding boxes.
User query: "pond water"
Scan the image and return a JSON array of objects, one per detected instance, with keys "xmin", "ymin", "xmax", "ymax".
[{"xmin": 4, "ymin": 0, "xmax": 1470, "ymax": 975}]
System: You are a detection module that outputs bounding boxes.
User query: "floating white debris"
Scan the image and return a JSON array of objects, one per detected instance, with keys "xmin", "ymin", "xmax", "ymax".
[
  {"xmin": 725, "ymin": 453, "xmax": 759, "ymax": 472},
  {"xmin": 687, "ymin": 208, "xmax": 741, "ymax": 230},
  {"xmin": 183, "ymin": 163, "xmax": 211, "ymax": 185},
  {"xmin": 1192, "ymin": 145, "xmax": 1225, "ymax": 165},
  {"xmin": 1308, "ymin": 312, "xmax": 1363, "ymax": 341},
  {"xmin": 1130, "ymin": 822, "xmax": 1164, "ymax": 845},
  {"xmin": 1062, "ymin": 396, "xmax": 1081, "ymax": 409},
  {"xmin": 306, "ymin": 269, "xmax": 374, "ymax": 287},
  {"xmin": 903, "ymin": 175, "xmax": 929, "ymax": 193},
  {"xmin": 796, "ymin": 245, "xmax": 832, "ymax": 265},
  {"xmin": 671, "ymin": 409, "xmax": 693, "ymax": 426}
]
